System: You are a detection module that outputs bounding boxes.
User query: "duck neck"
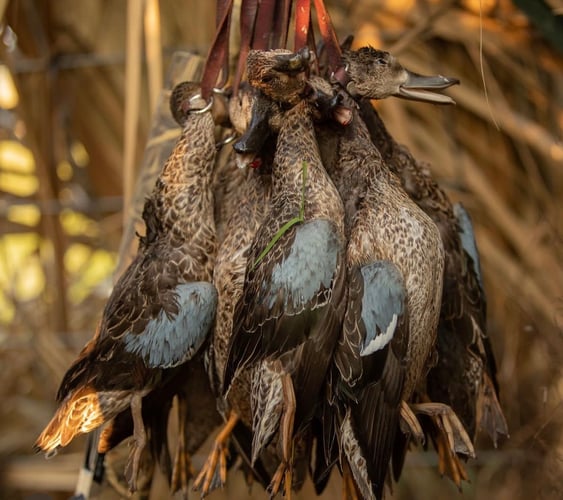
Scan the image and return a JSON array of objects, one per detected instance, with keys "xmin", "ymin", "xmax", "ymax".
[
  {"xmin": 158, "ymin": 111, "xmax": 216, "ymax": 187},
  {"xmin": 358, "ymin": 99, "xmax": 395, "ymax": 159},
  {"xmin": 272, "ymin": 101, "xmax": 334, "ymax": 208},
  {"xmin": 146, "ymin": 110, "xmax": 217, "ymax": 244},
  {"xmin": 335, "ymin": 104, "xmax": 386, "ymax": 181}
]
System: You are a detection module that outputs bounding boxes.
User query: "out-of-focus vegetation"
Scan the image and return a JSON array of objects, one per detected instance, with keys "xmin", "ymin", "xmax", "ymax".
[{"xmin": 0, "ymin": 1, "xmax": 561, "ymax": 499}]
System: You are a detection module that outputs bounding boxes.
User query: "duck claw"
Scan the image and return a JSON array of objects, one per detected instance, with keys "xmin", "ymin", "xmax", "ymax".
[
  {"xmin": 435, "ymin": 430, "xmax": 468, "ymax": 489},
  {"xmin": 193, "ymin": 441, "xmax": 229, "ymax": 496},
  {"xmin": 399, "ymin": 400, "xmax": 425, "ymax": 445},
  {"xmin": 267, "ymin": 461, "xmax": 292, "ymax": 498},
  {"xmin": 410, "ymin": 402, "xmax": 475, "ymax": 458},
  {"xmin": 409, "ymin": 401, "xmax": 475, "ymax": 488},
  {"xmin": 193, "ymin": 411, "xmax": 238, "ymax": 496},
  {"xmin": 170, "ymin": 443, "xmax": 195, "ymax": 496},
  {"xmin": 124, "ymin": 394, "xmax": 147, "ymax": 492}
]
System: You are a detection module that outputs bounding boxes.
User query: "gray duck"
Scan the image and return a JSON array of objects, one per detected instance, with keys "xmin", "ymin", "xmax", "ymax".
[
  {"xmin": 341, "ymin": 46, "xmax": 507, "ymax": 484},
  {"xmin": 34, "ymin": 82, "xmax": 219, "ymax": 492},
  {"xmin": 222, "ymin": 49, "xmax": 347, "ymax": 498}
]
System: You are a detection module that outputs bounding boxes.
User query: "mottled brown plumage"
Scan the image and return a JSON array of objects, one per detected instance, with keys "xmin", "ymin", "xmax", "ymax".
[
  {"xmin": 245, "ymin": 48, "xmax": 312, "ymax": 105},
  {"xmin": 209, "ymin": 96, "xmax": 274, "ymax": 479},
  {"xmin": 195, "ymin": 85, "xmax": 290, "ymax": 495},
  {"xmin": 35, "ymin": 82, "xmax": 219, "ymax": 492},
  {"xmin": 211, "ymin": 89, "xmax": 273, "ymax": 407},
  {"xmin": 222, "ymin": 49, "xmax": 347, "ymax": 497},
  {"xmin": 313, "ymin": 85, "xmax": 443, "ymax": 499},
  {"xmin": 342, "ymin": 46, "xmax": 507, "ymax": 483}
]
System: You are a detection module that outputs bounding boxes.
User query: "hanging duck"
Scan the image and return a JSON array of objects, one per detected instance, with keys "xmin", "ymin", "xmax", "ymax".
[
  {"xmin": 340, "ymin": 46, "xmax": 507, "ymax": 484},
  {"xmin": 304, "ymin": 74, "xmax": 444, "ymax": 500},
  {"xmin": 194, "ymin": 84, "xmax": 279, "ymax": 494},
  {"xmin": 221, "ymin": 48, "xmax": 347, "ymax": 498},
  {"xmin": 34, "ymin": 82, "xmax": 219, "ymax": 492}
]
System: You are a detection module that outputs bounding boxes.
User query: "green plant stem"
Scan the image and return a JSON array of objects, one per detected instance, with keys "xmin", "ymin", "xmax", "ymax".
[{"xmin": 253, "ymin": 161, "xmax": 308, "ymax": 269}]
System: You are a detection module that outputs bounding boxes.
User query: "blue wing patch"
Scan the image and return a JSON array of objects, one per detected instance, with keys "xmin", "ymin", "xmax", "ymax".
[
  {"xmin": 359, "ymin": 261, "xmax": 406, "ymax": 356},
  {"xmin": 123, "ymin": 282, "xmax": 217, "ymax": 368},
  {"xmin": 453, "ymin": 203, "xmax": 483, "ymax": 290},
  {"xmin": 264, "ymin": 219, "xmax": 341, "ymax": 310}
]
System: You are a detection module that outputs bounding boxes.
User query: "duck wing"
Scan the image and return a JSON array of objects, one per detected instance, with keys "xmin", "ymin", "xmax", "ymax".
[
  {"xmin": 223, "ymin": 218, "xmax": 344, "ymax": 392},
  {"xmin": 121, "ymin": 281, "xmax": 217, "ymax": 369},
  {"xmin": 337, "ymin": 261, "xmax": 409, "ymax": 500},
  {"xmin": 453, "ymin": 203, "xmax": 507, "ymax": 443}
]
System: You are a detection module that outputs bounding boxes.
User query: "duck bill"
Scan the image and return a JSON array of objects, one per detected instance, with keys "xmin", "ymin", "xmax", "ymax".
[
  {"xmin": 272, "ymin": 47, "xmax": 312, "ymax": 74},
  {"xmin": 233, "ymin": 95, "xmax": 272, "ymax": 167},
  {"xmin": 397, "ymin": 71, "xmax": 459, "ymax": 105}
]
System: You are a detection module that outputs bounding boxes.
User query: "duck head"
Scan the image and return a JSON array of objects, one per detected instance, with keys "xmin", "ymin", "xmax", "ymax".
[
  {"xmin": 231, "ymin": 76, "xmax": 353, "ymax": 171},
  {"xmin": 307, "ymin": 76, "xmax": 353, "ymax": 127},
  {"xmin": 170, "ymin": 81, "xmax": 229, "ymax": 126},
  {"xmin": 246, "ymin": 48, "xmax": 312, "ymax": 105},
  {"xmin": 342, "ymin": 47, "xmax": 459, "ymax": 105},
  {"xmin": 232, "ymin": 87, "xmax": 278, "ymax": 169}
]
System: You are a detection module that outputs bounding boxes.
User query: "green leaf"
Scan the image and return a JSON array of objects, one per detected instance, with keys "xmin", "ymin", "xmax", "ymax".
[{"xmin": 252, "ymin": 161, "xmax": 308, "ymax": 269}]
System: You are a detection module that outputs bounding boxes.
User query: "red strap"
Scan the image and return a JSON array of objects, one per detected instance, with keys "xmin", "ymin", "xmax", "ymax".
[
  {"xmin": 306, "ymin": 14, "xmax": 319, "ymax": 74},
  {"xmin": 200, "ymin": 0, "xmax": 234, "ymax": 99},
  {"xmin": 313, "ymin": 0, "xmax": 341, "ymax": 73},
  {"xmin": 253, "ymin": 0, "xmax": 277, "ymax": 50},
  {"xmin": 294, "ymin": 0, "xmax": 311, "ymax": 51},
  {"xmin": 273, "ymin": 0, "xmax": 292, "ymax": 49},
  {"xmin": 233, "ymin": 0, "xmax": 259, "ymax": 94},
  {"xmin": 215, "ymin": 0, "xmax": 231, "ymax": 27}
]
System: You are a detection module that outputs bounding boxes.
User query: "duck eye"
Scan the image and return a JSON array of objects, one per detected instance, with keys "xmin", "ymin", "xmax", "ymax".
[
  {"xmin": 375, "ymin": 58, "xmax": 388, "ymax": 66},
  {"xmin": 261, "ymin": 75, "xmax": 274, "ymax": 83}
]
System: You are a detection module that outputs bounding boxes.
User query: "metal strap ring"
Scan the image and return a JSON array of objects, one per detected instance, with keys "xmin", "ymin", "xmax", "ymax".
[{"xmin": 188, "ymin": 94, "xmax": 214, "ymax": 114}]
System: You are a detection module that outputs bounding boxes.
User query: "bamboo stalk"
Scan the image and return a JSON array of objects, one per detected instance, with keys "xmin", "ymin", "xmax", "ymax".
[
  {"xmin": 0, "ymin": 0, "xmax": 8, "ymax": 20},
  {"xmin": 144, "ymin": 0, "xmax": 163, "ymax": 114},
  {"xmin": 123, "ymin": 0, "xmax": 146, "ymax": 232},
  {"xmin": 0, "ymin": 31, "xmax": 70, "ymax": 343}
]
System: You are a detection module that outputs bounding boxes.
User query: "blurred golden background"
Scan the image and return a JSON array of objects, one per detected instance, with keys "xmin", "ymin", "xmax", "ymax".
[{"xmin": 0, "ymin": 0, "xmax": 561, "ymax": 499}]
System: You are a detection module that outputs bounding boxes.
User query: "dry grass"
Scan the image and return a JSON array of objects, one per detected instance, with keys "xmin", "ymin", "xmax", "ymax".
[{"xmin": 0, "ymin": 0, "xmax": 561, "ymax": 498}]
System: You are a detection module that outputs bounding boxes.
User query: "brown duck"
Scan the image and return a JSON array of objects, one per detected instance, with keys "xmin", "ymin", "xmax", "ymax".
[
  {"xmin": 34, "ymin": 82, "xmax": 219, "ymax": 492},
  {"xmin": 222, "ymin": 49, "xmax": 347, "ymax": 498},
  {"xmin": 194, "ymin": 84, "xmax": 281, "ymax": 494},
  {"xmin": 341, "ymin": 46, "xmax": 507, "ymax": 483},
  {"xmin": 298, "ymin": 75, "xmax": 442, "ymax": 499}
]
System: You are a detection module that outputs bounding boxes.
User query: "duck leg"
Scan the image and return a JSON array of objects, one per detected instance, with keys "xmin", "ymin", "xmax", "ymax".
[
  {"xmin": 171, "ymin": 396, "xmax": 195, "ymax": 496},
  {"xmin": 193, "ymin": 410, "xmax": 239, "ymax": 495},
  {"xmin": 433, "ymin": 426, "xmax": 468, "ymax": 488},
  {"xmin": 410, "ymin": 401, "xmax": 475, "ymax": 459},
  {"xmin": 410, "ymin": 399, "xmax": 475, "ymax": 487},
  {"xmin": 124, "ymin": 394, "xmax": 147, "ymax": 492},
  {"xmin": 400, "ymin": 399, "xmax": 472, "ymax": 487},
  {"xmin": 399, "ymin": 400, "xmax": 425, "ymax": 445},
  {"xmin": 268, "ymin": 373, "xmax": 296, "ymax": 499}
]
